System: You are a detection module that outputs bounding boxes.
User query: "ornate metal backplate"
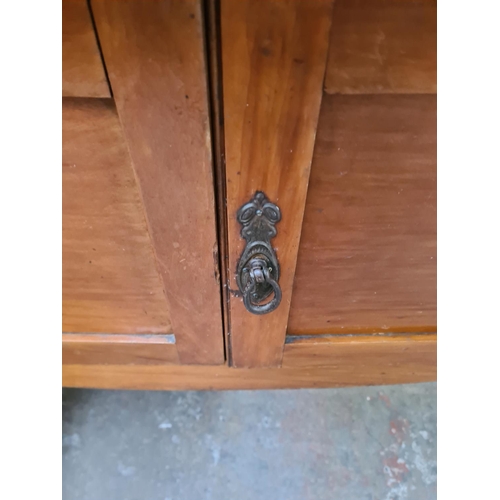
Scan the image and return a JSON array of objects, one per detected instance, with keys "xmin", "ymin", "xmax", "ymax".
[{"xmin": 236, "ymin": 192, "xmax": 282, "ymax": 315}]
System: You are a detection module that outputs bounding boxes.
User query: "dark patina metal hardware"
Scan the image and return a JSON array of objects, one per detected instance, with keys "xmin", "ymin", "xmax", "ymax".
[{"xmin": 236, "ymin": 192, "xmax": 282, "ymax": 315}]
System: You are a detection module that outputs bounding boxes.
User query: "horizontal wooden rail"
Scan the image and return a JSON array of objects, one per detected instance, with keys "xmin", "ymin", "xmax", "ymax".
[{"xmin": 63, "ymin": 333, "xmax": 436, "ymax": 390}]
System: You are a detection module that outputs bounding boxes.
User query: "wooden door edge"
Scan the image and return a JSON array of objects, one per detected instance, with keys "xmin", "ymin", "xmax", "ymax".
[
  {"xmin": 91, "ymin": 0, "xmax": 225, "ymax": 364},
  {"xmin": 221, "ymin": 0, "xmax": 336, "ymax": 368},
  {"xmin": 204, "ymin": 0, "xmax": 231, "ymax": 362},
  {"xmin": 285, "ymin": 332, "xmax": 437, "ymax": 345}
]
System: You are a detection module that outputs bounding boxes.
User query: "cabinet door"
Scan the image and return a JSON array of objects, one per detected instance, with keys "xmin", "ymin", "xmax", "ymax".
[
  {"xmin": 63, "ymin": 0, "xmax": 225, "ymax": 366},
  {"xmin": 63, "ymin": 0, "xmax": 437, "ymax": 388},
  {"xmin": 221, "ymin": 0, "xmax": 437, "ymax": 368}
]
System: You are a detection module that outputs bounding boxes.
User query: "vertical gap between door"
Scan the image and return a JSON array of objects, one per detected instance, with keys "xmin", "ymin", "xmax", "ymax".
[
  {"xmin": 202, "ymin": 0, "xmax": 232, "ymax": 365},
  {"xmin": 86, "ymin": 0, "xmax": 113, "ymax": 97}
]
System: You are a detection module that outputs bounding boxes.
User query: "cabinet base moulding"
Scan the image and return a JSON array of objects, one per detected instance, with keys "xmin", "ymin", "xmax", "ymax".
[{"xmin": 63, "ymin": 333, "xmax": 436, "ymax": 390}]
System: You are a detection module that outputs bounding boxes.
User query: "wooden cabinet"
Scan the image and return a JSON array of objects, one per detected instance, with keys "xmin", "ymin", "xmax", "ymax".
[{"xmin": 62, "ymin": 0, "xmax": 436, "ymax": 390}]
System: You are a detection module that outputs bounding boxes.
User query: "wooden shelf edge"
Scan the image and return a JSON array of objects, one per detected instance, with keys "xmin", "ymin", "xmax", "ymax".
[
  {"xmin": 285, "ymin": 332, "xmax": 437, "ymax": 345},
  {"xmin": 62, "ymin": 333, "xmax": 180, "ymax": 366},
  {"xmin": 63, "ymin": 333, "xmax": 436, "ymax": 390}
]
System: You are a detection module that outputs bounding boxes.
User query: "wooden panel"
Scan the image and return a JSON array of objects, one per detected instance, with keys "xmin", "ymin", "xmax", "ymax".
[
  {"xmin": 283, "ymin": 333, "xmax": 435, "ymax": 368},
  {"xmin": 288, "ymin": 94, "xmax": 436, "ymax": 335},
  {"xmin": 222, "ymin": 0, "xmax": 334, "ymax": 368},
  {"xmin": 63, "ymin": 98, "xmax": 172, "ymax": 334},
  {"xmin": 63, "ymin": 334, "xmax": 437, "ymax": 390},
  {"xmin": 62, "ymin": 334, "xmax": 179, "ymax": 365},
  {"xmin": 62, "ymin": 0, "xmax": 110, "ymax": 97},
  {"xmin": 92, "ymin": 0, "xmax": 224, "ymax": 365},
  {"xmin": 325, "ymin": 0, "xmax": 437, "ymax": 94}
]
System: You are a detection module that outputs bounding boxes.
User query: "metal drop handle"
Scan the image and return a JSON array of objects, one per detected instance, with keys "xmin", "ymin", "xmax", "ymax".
[
  {"xmin": 236, "ymin": 192, "xmax": 282, "ymax": 315},
  {"xmin": 242, "ymin": 260, "xmax": 282, "ymax": 315}
]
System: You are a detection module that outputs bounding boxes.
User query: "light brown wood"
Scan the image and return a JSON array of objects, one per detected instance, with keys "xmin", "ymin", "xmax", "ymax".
[
  {"xmin": 325, "ymin": 0, "xmax": 437, "ymax": 94},
  {"xmin": 206, "ymin": 0, "xmax": 230, "ymax": 355},
  {"xmin": 288, "ymin": 94, "xmax": 437, "ymax": 335},
  {"xmin": 221, "ymin": 0, "xmax": 334, "ymax": 368},
  {"xmin": 62, "ymin": 333, "xmax": 179, "ymax": 365},
  {"xmin": 63, "ymin": 98, "xmax": 172, "ymax": 334},
  {"xmin": 92, "ymin": 0, "xmax": 224, "ymax": 365},
  {"xmin": 283, "ymin": 333, "xmax": 436, "ymax": 368},
  {"xmin": 63, "ymin": 334, "xmax": 437, "ymax": 389},
  {"xmin": 62, "ymin": 0, "xmax": 110, "ymax": 97}
]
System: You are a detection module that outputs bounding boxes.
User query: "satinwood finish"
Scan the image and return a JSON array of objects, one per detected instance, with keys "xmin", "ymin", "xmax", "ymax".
[
  {"xmin": 62, "ymin": 0, "xmax": 110, "ymax": 97},
  {"xmin": 63, "ymin": 334, "xmax": 437, "ymax": 390},
  {"xmin": 62, "ymin": 98, "xmax": 172, "ymax": 334},
  {"xmin": 325, "ymin": 0, "xmax": 437, "ymax": 94},
  {"xmin": 221, "ymin": 0, "xmax": 334, "ymax": 368},
  {"xmin": 92, "ymin": 0, "xmax": 224, "ymax": 365},
  {"xmin": 62, "ymin": 334, "xmax": 179, "ymax": 365},
  {"xmin": 288, "ymin": 94, "xmax": 437, "ymax": 335},
  {"xmin": 61, "ymin": 2, "xmax": 437, "ymax": 389}
]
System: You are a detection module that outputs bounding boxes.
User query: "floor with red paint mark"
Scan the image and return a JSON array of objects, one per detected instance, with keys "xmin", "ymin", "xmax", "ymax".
[{"xmin": 63, "ymin": 383, "xmax": 436, "ymax": 500}]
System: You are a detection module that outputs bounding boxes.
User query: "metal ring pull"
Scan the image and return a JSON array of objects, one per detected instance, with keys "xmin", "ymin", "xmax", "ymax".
[
  {"xmin": 242, "ymin": 259, "xmax": 282, "ymax": 315},
  {"xmin": 236, "ymin": 192, "xmax": 282, "ymax": 315}
]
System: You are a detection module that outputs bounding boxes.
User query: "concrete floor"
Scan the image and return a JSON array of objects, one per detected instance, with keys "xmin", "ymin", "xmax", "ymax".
[{"xmin": 62, "ymin": 383, "xmax": 436, "ymax": 500}]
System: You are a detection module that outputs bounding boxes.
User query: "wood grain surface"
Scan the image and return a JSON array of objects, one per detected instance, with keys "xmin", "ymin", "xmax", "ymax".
[
  {"xmin": 325, "ymin": 0, "xmax": 437, "ymax": 94},
  {"xmin": 63, "ymin": 333, "xmax": 437, "ymax": 389},
  {"xmin": 63, "ymin": 98, "xmax": 172, "ymax": 334},
  {"xmin": 62, "ymin": 0, "xmax": 110, "ymax": 97},
  {"xmin": 205, "ymin": 0, "xmax": 230, "ymax": 356},
  {"xmin": 221, "ymin": 0, "xmax": 334, "ymax": 367},
  {"xmin": 288, "ymin": 94, "xmax": 437, "ymax": 335},
  {"xmin": 62, "ymin": 333, "xmax": 179, "ymax": 365},
  {"xmin": 92, "ymin": 0, "xmax": 224, "ymax": 365}
]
